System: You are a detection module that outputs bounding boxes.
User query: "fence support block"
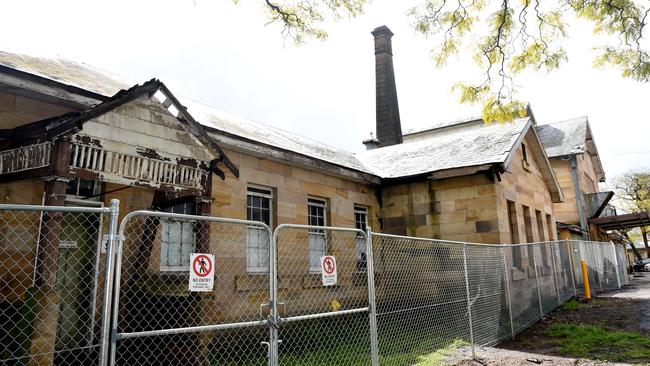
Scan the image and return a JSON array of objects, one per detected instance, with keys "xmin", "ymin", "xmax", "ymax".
[
  {"xmin": 366, "ymin": 228, "xmax": 379, "ymax": 366},
  {"xmin": 462, "ymin": 243, "xmax": 475, "ymax": 359}
]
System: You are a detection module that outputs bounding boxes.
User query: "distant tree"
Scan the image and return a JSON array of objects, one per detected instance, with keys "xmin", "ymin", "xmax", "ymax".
[
  {"xmin": 613, "ymin": 170, "xmax": 650, "ymax": 257},
  {"xmin": 253, "ymin": 0, "xmax": 649, "ymax": 123}
]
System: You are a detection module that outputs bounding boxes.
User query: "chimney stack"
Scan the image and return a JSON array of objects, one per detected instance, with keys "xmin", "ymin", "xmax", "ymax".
[{"xmin": 372, "ymin": 25, "xmax": 403, "ymax": 148}]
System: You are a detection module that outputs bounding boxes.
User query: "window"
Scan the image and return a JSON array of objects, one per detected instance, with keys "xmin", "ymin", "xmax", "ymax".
[
  {"xmin": 308, "ymin": 198, "xmax": 327, "ymax": 273},
  {"xmin": 507, "ymin": 200, "xmax": 523, "ymax": 267},
  {"xmin": 160, "ymin": 201, "xmax": 196, "ymax": 271},
  {"xmin": 522, "ymin": 205, "xmax": 535, "ymax": 268},
  {"xmin": 66, "ymin": 178, "xmax": 102, "ymax": 200},
  {"xmin": 535, "ymin": 210, "xmax": 546, "ymax": 241},
  {"xmin": 536, "ymin": 210, "xmax": 549, "ymax": 266},
  {"xmin": 521, "ymin": 143, "xmax": 529, "ymax": 166},
  {"xmin": 507, "ymin": 200, "xmax": 519, "ymax": 244},
  {"xmin": 354, "ymin": 206, "xmax": 368, "ymax": 272},
  {"xmin": 546, "ymin": 214, "xmax": 555, "ymax": 241},
  {"xmin": 247, "ymin": 186, "xmax": 273, "ymax": 273},
  {"xmin": 522, "ymin": 206, "xmax": 534, "ymax": 243}
]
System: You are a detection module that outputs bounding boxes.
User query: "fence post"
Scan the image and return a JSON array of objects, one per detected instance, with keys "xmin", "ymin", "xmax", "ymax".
[
  {"xmin": 366, "ymin": 228, "xmax": 379, "ymax": 366},
  {"xmin": 501, "ymin": 247, "xmax": 514, "ymax": 339},
  {"xmin": 566, "ymin": 240, "xmax": 577, "ymax": 298},
  {"xmin": 462, "ymin": 243, "xmax": 475, "ymax": 359},
  {"xmin": 549, "ymin": 242, "xmax": 561, "ymax": 305},
  {"xmin": 269, "ymin": 227, "xmax": 279, "ymax": 366},
  {"xmin": 108, "ymin": 207, "xmax": 129, "ymax": 366},
  {"xmin": 98, "ymin": 199, "xmax": 120, "ymax": 366},
  {"xmin": 531, "ymin": 244, "xmax": 544, "ymax": 318}
]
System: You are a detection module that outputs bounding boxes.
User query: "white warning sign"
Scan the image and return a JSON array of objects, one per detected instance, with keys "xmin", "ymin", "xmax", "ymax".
[
  {"xmin": 320, "ymin": 255, "xmax": 337, "ymax": 286},
  {"xmin": 189, "ymin": 253, "xmax": 215, "ymax": 292}
]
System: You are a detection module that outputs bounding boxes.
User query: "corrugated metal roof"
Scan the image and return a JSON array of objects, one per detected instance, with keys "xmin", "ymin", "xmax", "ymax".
[
  {"xmin": 536, "ymin": 117, "xmax": 588, "ymax": 157},
  {"xmin": 357, "ymin": 118, "xmax": 530, "ymax": 178}
]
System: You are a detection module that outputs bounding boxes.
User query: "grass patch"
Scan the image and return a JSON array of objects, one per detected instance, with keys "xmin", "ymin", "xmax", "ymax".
[
  {"xmin": 561, "ymin": 298, "xmax": 587, "ymax": 311},
  {"xmin": 547, "ymin": 323, "xmax": 650, "ymax": 362},
  {"xmin": 413, "ymin": 339, "xmax": 467, "ymax": 366}
]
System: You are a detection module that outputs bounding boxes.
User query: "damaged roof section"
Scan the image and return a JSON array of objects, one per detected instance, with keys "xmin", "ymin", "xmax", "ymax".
[
  {"xmin": 0, "ymin": 78, "xmax": 239, "ymax": 179},
  {"xmin": 0, "ymin": 50, "xmax": 374, "ymax": 182}
]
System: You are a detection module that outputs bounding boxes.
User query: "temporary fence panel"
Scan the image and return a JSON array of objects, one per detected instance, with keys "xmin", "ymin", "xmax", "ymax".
[
  {"xmin": 0, "ymin": 201, "xmax": 118, "ymax": 366},
  {"xmin": 615, "ymin": 245, "xmax": 629, "ymax": 286},
  {"xmin": 273, "ymin": 225, "xmax": 372, "ymax": 366},
  {"xmin": 464, "ymin": 243, "xmax": 509, "ymax": 347},
  {"xmin": 0, "ymin": 200, "xmax": 632, "ymax": 366},
  {"xmin": 109, "ymin": 211, "xmax": 273, "ymax": 366},
  {"xmin": 371, "ymin": 234, "xmax": 471, "ymax": 365}
]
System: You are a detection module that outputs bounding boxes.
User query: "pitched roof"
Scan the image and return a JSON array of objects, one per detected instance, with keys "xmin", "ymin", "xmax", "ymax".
[
  {"xmin": 357, "ymin": 118, "xmax": 531, "ymax": 179},
  {"xmin": 536, "ymin": 116, "xmax": 606, "ymax": 181},
  {"xmin": 536, "ymin": 116, "xmax": 588, "ymax": 157},
  {"xmin": 0, "ymin": 51, "xmax": 373, "ymax": 178},
  {"xmin": 0, "ymin": 50, "xmax": 129, "ymax": 97},
  {"xmin": 0, "ymin": 49, "xmax": 564, "ymax": 193}
]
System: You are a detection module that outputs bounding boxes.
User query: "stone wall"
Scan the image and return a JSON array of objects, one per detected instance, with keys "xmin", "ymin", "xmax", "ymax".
[
  {"xmin": 0, "ymin": 91, "xmax": 73, "ymax": 130},
  {"xmin": 380, "ymin": 175, "xmax": 499, "ymax": 243}
]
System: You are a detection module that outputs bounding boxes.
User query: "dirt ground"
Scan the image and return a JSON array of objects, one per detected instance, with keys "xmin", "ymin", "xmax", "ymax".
[{"xmin": 445, "ymin": 272, "xmax": 650, "ymax": 366}]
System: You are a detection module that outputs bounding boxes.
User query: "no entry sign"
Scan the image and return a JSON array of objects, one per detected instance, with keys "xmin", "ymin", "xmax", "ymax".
[
  {"xmin": 320, "ymin": 255, "xmax": 337, "ymax": 286},
  {"xmin": 189, "ymin": 253, "xmax": 215, "ymax": 292}
]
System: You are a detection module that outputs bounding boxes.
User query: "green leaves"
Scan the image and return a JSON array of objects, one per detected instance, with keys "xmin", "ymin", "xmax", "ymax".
[
  {"xmin": 250, "ymin": 0, "xmax": 648, "ymax": 124},
  {"xmin": 260, "ymin": 0, "xmax": 366, "ymax": 44}
]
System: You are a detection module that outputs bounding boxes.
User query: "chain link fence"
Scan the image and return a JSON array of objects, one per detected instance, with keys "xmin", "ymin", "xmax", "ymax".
[
  {"xmin": 0, "ymin": 202, "xmax": 117, "ymax": 366},
  {"xmin": 110, "ymin": 210, "xmax": 273, "ymax": 366},
  {"xmin": 0, "ymin": 201, "xmax": 632, "ymax": 366},
  {"xmin": 273, "ymin": 225, "xmax": 372, "ymax": 366}
]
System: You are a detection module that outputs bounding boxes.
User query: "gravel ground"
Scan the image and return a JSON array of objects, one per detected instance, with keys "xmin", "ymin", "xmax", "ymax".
[{"xmin": 446, "ymin": 345, "xmax": 631, "ymax": 366}]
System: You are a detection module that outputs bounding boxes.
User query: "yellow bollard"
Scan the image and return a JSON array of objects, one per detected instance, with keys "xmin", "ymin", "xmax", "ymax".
[{"xmin": 581, "ymin": 259, "xmax": 591, "ymax": 302}]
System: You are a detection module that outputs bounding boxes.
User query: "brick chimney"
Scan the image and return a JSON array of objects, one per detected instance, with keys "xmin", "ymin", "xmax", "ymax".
[{"xmin": 372, "ymin": 25, "xmax": 403, "ymax": 148}]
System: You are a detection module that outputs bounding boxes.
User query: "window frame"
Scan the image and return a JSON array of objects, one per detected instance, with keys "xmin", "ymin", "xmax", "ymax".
[
  {"xmin": 159, "ymin": 200, "xmax": 197, "ymax": 272},
  {"xmin": 521, "ymin": 143, "xmax": 530, "ymax": 166},
  {"xmin": 507, "ymin": 200, "xmax": 523, "ymax": 268},
  {"xmin": 308, "ymin": 197, "xmax": 328, "ymax": 273},
  {"xmin": 354, "ymin": 205, "xmax": 369, "ymax": 273},
  {"xmin": 246, "ymin": 185, "xmax": 274, "ymax": 273}
]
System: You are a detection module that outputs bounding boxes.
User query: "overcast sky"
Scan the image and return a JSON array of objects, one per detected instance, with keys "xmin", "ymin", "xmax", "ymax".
[{"xmin": 1, "ymin": 0, "xmax": 648, "ymax": 184}]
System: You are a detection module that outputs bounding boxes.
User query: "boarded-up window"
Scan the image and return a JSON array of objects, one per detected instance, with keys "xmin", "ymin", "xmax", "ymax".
[
  {"xmin": 523, "ymin": 205, "xmax": 535, "ymax": 268},
  {"xmin": 308, "ymin": 198, "xmax": 327, "ymax": 272},
  {"xmin": 521, "ymin": 143, "xmax": 529, "ymax": 166},
  {"xmin": 546, "ymin": 214, "xmax": 555, "ymax": 241},
  {"xmin": 354, "ymin": 206, "xmax": 368, "ymax": 272},
  {"xmin": 160, "ymin": 201, "xmax": 196, "ymax": 271},
  {"xmin": 507, "ymin": 200, "xmax": 523, "ymax": 267},
  {"xmin": 536, "ymin": 209, "xmax": 549, "ymax": 266},
  {"xmin": 247, "ymin": 186, "xmax": 273, "ymax": 273}
]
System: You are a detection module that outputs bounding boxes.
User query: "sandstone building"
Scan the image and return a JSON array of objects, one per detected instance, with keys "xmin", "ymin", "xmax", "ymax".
[{"xmin": 0, "ymin": 25, "xmax": 618, "ymax": 365}]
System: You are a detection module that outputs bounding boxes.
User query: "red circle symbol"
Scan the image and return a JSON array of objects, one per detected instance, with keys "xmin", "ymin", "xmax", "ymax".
[
  {"xmin": 193, "ymin": 255, "xmax": 212, "ymax": 278},
  {"xmin": 322, "ymin": 256, "xmax": 336, "ymax": 274}
]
